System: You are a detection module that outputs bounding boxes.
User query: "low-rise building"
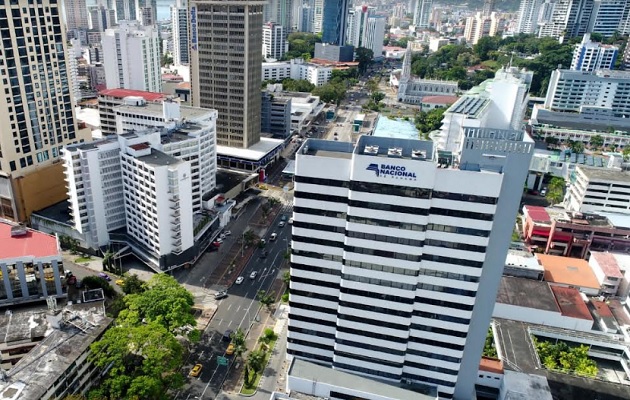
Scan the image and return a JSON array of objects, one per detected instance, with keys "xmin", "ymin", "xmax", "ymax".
[
  {"xmin": 421, "ymin": 95, "xmax": 459, "ymax": 111},
  {"xmin": 262, "ymin": 58, "xmax": 333, "ymax": 87},
  {"xmin": 537, "ymin": 254, "xmax": 601, "ymax": 295},
  {"xmin": 566, "ymin": 166, "xmax": 630, "ymax": 215},
  {"xmin": 0, "ymin": 302, "xmax": 112, "ymax": 399},
  {"xmin": 98, "ymin": 88, "xmax": 166, "ymax": 135},
  {"xmin": 504, "ymin": 249, "xmax": 544, "ymax": 280},
  {"xmin": 589, "ymin": 251, "xmax": 624, "ymax": 296},
  {"xmin": 261, "ymin": 91, "xmax": 292, "ymax": 138},
  {"xmin": 0, "ymin": 221, "xmax": 66, "ymax": 307}
]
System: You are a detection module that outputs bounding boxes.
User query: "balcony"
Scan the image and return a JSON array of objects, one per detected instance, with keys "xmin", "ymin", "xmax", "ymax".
[
  {"xmin": 169, "ymin": 202, "xmax": 180, "ymax": 210},
  {"xmin": 171, "ymin": 210, "xmax": 180, "ymax": 218},
  {"xmin": 171, "ymin": 220, "xmax": 181, "ymax": 228}
]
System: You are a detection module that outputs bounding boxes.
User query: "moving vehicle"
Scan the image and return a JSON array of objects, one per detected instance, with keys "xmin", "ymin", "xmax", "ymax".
[
  {"xmin": 115, "ymin": 279, "xmax": 124, "ymax": 286},
  {"xmin": 226, "ymin": 343, "xmax": 235, "ymax": 355},
  {"xmin": 278, "ymin": 221, "xmax": 285, "ymax": 227},
  {"xmin": 214, "ymin": 290, "xmax": 228, "ymax": 300},
  {"xmin": 235, "ymin": 276, "xmax": 244, "ymax": 285},
  {"xmin": 250, "ymin": 271, "xmax": 258, "ymax": 279},
  {"xmin": 270, "ymin": 233, "xmax": 278, "ymax": 241},
  {"xmin": 223, "ymin": 329, "xmax": 233, "ymax": 341},
  {"xmin": 189, "ymin": 364, "xmax": 203, "ymax": 377},
  {"xmin": 98, "ymin": 272, "xmax": 111, "ymax": 281},
  {"xmin": 288, "ymin": 218, "xmax": 293, "ymax": 225}
]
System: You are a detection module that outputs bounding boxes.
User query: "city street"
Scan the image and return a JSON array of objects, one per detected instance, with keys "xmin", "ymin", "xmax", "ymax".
[{"xmin": 174, "ymin": 203, "xmax": 292, "ymax": 400}]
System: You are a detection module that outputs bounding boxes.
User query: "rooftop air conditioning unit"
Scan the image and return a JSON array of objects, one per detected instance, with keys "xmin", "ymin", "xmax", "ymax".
[{"xmin": 364, "ymin": 145, "xmax": 379, "ymax": 155}]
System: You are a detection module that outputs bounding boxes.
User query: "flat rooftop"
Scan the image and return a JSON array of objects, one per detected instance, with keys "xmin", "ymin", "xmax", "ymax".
[
  {"xmin": 496, "ymin": 276, "xmax": 558, "ymax": 312},
  {"xmin": 0, "ymin": 220, "xmax": 59, "ymax": 260},
  {"xmin": 0, "ymin": 302, "xmax": 112, "ymax": 400},
  {"xmin": 537, "ymin": 254, "xmax": 600, "ymax": 290},
  {"xmin": 136, "ymin": 148, "xmax": 183, "ymax": 167},
  {"xmin": 289, "ymin": 358, "xmax": 437, "ymax": 400},
  {"xmin": 506, "ymin": 249, "xmax": 544, "ymax": 271},
  {"xmin": 578, "ymin": 165, "xmax": 630, "ymax": 184},
  {"xmin": 590, "ymin": 251, "xmax": 624, "ymax": 279},
  {"xmin": 524, "ymin": 205, "xmax": 551, "ymax": 223},
  {"xmin": 373, "ymin": 117, "xmax": 420, "ymax": 140},
  {"xmin": 448, "ymin": 96, "xmax": 490, "ymax": 117},
  {"xmin": 114, "ymin": 102, "xmax": 211, "ymax": 120},
  {"xmin": 32, "ymin": 201, "xmax": 73, "ymax": 227},
  {"xmin": 99, "ymin": 88, "xmax": 165, "ymax": 101},
  {"xmin": 549, "ymin": 285, "xmax": 593, "ymax": 321},
  {"xmin": 217, "ymin": 137, "xmax": 284, "ymax": 161}
]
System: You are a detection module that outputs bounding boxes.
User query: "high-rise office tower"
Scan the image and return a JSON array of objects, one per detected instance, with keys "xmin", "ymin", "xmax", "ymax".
[
  {"xmin": 88, "ymin": 6, "xmax": 109, "ymax": 32},
  {"xmin": 312, "ymin": 0, "xmax": 324, "ymax": 33},
  {"xmin": 115, "ymin": 0, "xmax": 137, "ymax": 22},
  {"xmin": 571, "ymin": 33, "xmax": 618, "ymax": 71},
  {"xmin": 190, "ymin": 0, "xmax": 264, "ymax": 148},
  {"xmin": 300, "ymin": 1, "xmax": 315, "ymax": 33},
  {"xmin": 102, "ymin": 21, "xmax": 162, "ymax": 92},
  {"xmin": 413, "ymin": 0, "xmax": 433, "ymax": 28},
  {"xmin": 263, "ymin": 22, "xmax": 288, "ymax": 60},
  {"xmin": 347, "ymin": 6, "xmax": 386, "ymax": 57},
  {"xmin": 264, "ymin": 0, "xmax": 293, "ymax": 36},
  {"xmin": 288, "ymin": 132, "xmax": 533, "ymax": 399},
  {"xmin": 65, "ymin": 0, "xmax": 90, "ymax": 30},
  {"xmin": 138, "ymin": 0, "xmax": 158, "ymax": 24},
  {"xmin": 322, "ymin": 0, "xmax": 350, "ymax": 45},
  {"xmin": 171, "ymin": 0, "xmax": 189, "ymax": 65},
  {"xmin": 0, "ymin": 0, "xmax": 91, "ymax": 221}
]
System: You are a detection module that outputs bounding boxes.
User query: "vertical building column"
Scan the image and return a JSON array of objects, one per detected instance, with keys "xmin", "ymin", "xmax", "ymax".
[
  {"xmin": 52, "ymin": 259, "xmax": 63, "ymax": 296},
  {"xmin": 0, "ymin": 263, "xmax": 12, "ymax": 300},
  {"xmin": 38, "ymin": 261, "xmax": 48, "ymax": 297},
  {"xmin": 16, "ymin": 261, "xmax": 29, "ymax": 299}
]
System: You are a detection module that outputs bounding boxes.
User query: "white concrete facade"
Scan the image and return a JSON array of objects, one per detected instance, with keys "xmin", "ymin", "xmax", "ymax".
[
  {"xmin": 263, "ymin": 22, "xmax": 287, "ymax": 61},
  {"xmin": 262, "ymin": 59, "xmax": 333, "ymax": 86},
  {"xmin": 102, "ymin": 21, "xmax": 162, "ymax": 92},
  {"xmin": 571, "ymin": 34, "xmax": 619, "ymax": 72},
  {"xmin": 347, "ymin": 6, "xmax": 386, "ymax": 57},
  {"xmin": 171, "ymin": 0, "xmax": 189, "ymax": 66},
  {"xmin": 566, "ymin": 166, "xmax": 630, "ymax": 215},
  {"xmin": 288, "ymin": 131, "xmax": 533, "ymax": 399}
]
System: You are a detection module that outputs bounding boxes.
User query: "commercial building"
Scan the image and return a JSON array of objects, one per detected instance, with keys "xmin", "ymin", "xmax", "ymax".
[
  {"xmin": 288, "ymin": 130, "xmax": 533, "ymax": 399},
  {"xmin": 589, "ymin": 251, "xmax": 624, "ymax": 296},
  {"xmin": 0, "ymin": 0, "xmax": 92, "ymax": 222},
  {"xmin": 64, "ymin": 0, "xmax": 89, "ymax": 31},
  {"xmin": 190, "ymin": 0, "xmax": 264, "ymax": 149},
  {"xmin": 321, "ymin": 0, "xmax": 349, "ymax": 45},
  {"xmin": 98, "ymin": 88, "xmax": 166, "ymax": 135},
  {"xmin": 264, "ymin": 0, "xmax": 292, "ymax": 35},
  {"xmin": 346, "ymin": 6, "xmax": 386, "ymax": 58},
  {"xmin": 539, "ymin": 0, "xmax": 630, "ymax": 40},
  {"xmin": 62, "ymin": 101, "xmax": 219, "ymax": 269},
  {"xmin": 571, "ymin": 34, "xmax": 619, "ymax": 72},
  {"xmin": 115, "ymin": 0, "xmax": 137, "ymax": 21},
  {"xmin": 171, "ymin": 0, "xmax": 189, "ymax": 66},
  {"xmin": 537, "ymin": 254, "xmax": 601, "ymax": 295},
  {"xmin": 413, "ymin": 0, "xmax": 432, "ymax": 28},
  {"xmin": 262, "ymin": 91, "xmax": 292, "ymax": 138},
  {"xmin": 263, "ymin": 22, "xmax": 287, "ymax": 61},
  {"xmin": 0, "ymin": 221, "xmax": 66, "ymax": 306},
  {"xmin": 102, "ymin": 21, "xmax": 162, "ymax": 93},
  {"xmin": 566, "ymin": 166, "xmax": 630, "ymax": 214},
  {"xmin": 0, "ymin": 302, "xmax": 112, "ymax": 399}
]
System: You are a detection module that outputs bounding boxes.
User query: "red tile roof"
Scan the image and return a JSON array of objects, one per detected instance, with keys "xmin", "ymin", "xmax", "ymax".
[
  {"xmin": 608, "ymin": 300, "xmax": 630, "ymax": 326},
  {"xmin": 479, "ymin": 357, "xmax": 504, "ymax": 374},
  {"xmin": 590, "ymin": 251, "xmax": 623, "ymax": 279},
  {"xmin": 130, "ymin": 143, "xmax": 150, "ymax": 151},
  {"xmin": 538, "ymin": 254, "xmax": 600, "ymax": 289},
  {"xmin": 0, "ymin": 221, "xmax": 59, "ymax": 260},
  {"xmin": 591, "ymin": 299, "xmax": 614, "ymax": 317},
  {"xmin": 550, "ymin": 285, "xmax": 593, "ymax": 321},
  {"xmin": 98, "ymin": 88, "xmax": 166, "ymax": 102},
  {"xmin": 525, "ymin": 205, "xmax": 551, "ymax": 223},
  {"xmin": 162, "ymin": 74, "xmax": 184, "ymax": 81},
  {"xmin": 421, "ymin": 95, "xmax": 459, "ymax": 105}
]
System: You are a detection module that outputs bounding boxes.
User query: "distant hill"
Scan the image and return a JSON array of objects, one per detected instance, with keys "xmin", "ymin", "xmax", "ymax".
[{"xmin": 437, "ymin": 0, "xmax": 522, "ymax": 12}]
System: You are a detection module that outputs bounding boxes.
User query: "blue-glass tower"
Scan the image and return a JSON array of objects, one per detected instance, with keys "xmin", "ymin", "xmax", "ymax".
[{"xmin": 321, "ymin": 0, "xmax": 349, "ymax": 45}]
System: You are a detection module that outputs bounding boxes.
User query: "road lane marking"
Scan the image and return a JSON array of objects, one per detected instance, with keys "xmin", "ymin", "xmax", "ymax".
[{"xmin": 226, "ymin": 303, "xmax": 232, "ymax": 311}]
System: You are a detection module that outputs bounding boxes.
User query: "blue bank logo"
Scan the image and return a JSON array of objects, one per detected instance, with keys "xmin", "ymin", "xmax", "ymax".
[
  {"xmin": 366, "ymin": 163, "xmax": 380, "ymax": 177},
  {"xmin": 366, "ymin": 163, "xmax": 417, "ymax": 180}
]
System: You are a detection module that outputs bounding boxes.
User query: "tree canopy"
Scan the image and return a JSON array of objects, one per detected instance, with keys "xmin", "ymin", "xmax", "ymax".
[
  {"xmin": 355, "ymin": 47, "xmax": 374, "ymax": 75},
  {"xmin": 283, "ymin": 32, "xmax": 321, "ymax": 60},
  {"xmin": 281, "ymin": 78, "xmax": 315, "ymax": 93},
  {"xmin": 118, "ymin": 274, "xmax": 195, "ymax": 334},
  {"xmin": 535, "ymin": 338, "xmax": 598, "ymax": 377}
]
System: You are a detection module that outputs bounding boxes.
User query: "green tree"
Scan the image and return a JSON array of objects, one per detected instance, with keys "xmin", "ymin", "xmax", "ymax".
[
  {"xmin": 473, "ymin": 36, "xmax": 500, "ymax": 60},
  {"xmin": 282, "ymin": 271, "xmax": 290, "ymax": 285},
  {"xmin": 365, "ymin": 78, "xmax": 379, "ymax": 93},
  {"xmin": 89, "ymin": 322, "xmax": 185, "ymax": 399},
  {"xmin": 355, "ymin": 47, "xmax": 374, "ymax": 74},
  {"xmin": 568, "ymin": 140, "xmax": 585, "ymax": 154},
  {"xmin": 284, "ymin": 32, "xmax": 321, "ymax": 60},
  {"xmin": 281, "ymin": 78, "xmax": 315, "ymax": 92},
  {"xmin": 312, "ymin": 82, "xmax": 346, "ymax": 105},
  {"xmin": 82, "ymin": 276, "xmax": 116, "ymax": 298},
  {"xmin": 246, "ymin": 349, "xmax": 266, "ymax": 374},
  {"xmin": 589, "ymin": 134, "xmax": 604, "ymax": 149},
  {"xmin": 622, "ymin": 147, "xmax": 630, "ymax": 161},
  {"xmin": 161, "ymin": 53, "xmax": 173, "ymax": 67},
  {"xmin": 121, "ymin": 274, "xmax": 145, "ymax": 295},
  {"xmin": 102, "ymin": 249, "xmax": 115, "ymax": 272},
  {"xmin": 371, "ymin": 91, "xmax": 386, "ymax": 103},
  {"xmin": 483, "ymin": 328, "xmax": 498, "ymax": 358},
  {"xmin": 243, "ymin": 230, "xmax": 256, "ymax": 246},
  {"xmin": 546, "ymin": 177, "xmax": 565, "ymax": 205},
  {"xmin": 257, "ymin": 290, "xmax": 276, "ymax": 312},
  {"xmin": 118, "ymin": 274, "xmax": 195, "ymax": 334},
  {"xmin": 415, "ymin": 107, "xmax": 447, "ymax": 133}
]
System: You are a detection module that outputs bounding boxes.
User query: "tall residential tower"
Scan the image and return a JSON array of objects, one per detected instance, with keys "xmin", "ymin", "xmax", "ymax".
[{"xmin": 190, "ymin": 0, "xmax": 265, "ymax": 148}]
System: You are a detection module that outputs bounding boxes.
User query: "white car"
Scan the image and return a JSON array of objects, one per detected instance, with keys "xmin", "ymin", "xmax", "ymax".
[
  {"xmin": 223, "ymin": 230, "xmax": 232, "ymax": 236},
  {"xmin": 278, "ymin": 221, "xmax": 286, "ymax": 227},
  {"xmin": 250, "ymin": 271, "xmax": 258, "ymax": 279},
  {"xmin": 235, "ymin": 276, "xmax": 244, "ymax": 285},
  {"xmin": 216, "ymin": 237, "xmax": 224, "ymax": 243},
  {"xmin": 288, "ymin": 218, "xmax": 293, "ymax": 225}
]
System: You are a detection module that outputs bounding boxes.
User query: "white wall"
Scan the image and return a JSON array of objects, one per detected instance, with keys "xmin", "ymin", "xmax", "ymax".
[{"xmin": 493, "ymin": 303, "xmax": 593, "ymax": 332}]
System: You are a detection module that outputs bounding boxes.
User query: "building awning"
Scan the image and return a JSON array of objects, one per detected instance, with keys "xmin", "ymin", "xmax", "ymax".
[{"xmin": 551, "ymin": 232, "xmax": 573, "ymax": 242}]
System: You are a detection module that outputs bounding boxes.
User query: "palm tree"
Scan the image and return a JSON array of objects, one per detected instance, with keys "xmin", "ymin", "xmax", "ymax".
[{"xmin": 102, "ymin": 249, "xmax": 115, "ymax": 272}]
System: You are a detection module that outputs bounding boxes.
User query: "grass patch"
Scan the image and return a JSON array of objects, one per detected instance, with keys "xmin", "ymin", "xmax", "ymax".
[
  {"xmin": 74, "ymin": 256, "xmax": 92, "ymax": 263},
  {"xmin": 240, "ymin": 337, "xmax": 278, "ymax": 395}
]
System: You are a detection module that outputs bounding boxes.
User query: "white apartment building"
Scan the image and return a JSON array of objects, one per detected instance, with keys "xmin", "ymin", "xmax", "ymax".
[
  {"xmin": 464, "ymin": 12, "xmax": 500, "ymax": 45},
  {"xmin": 263, "ymin": 22, "xmax": 287, "ymax": 61},
  {"xmin": 64, "ymin": 0, "xmax": 89, "ymax": 31},
  {"xmin": 312, "ymin": 0, "xmax": 324, "ymax": 33},
  {"xmin": 566, "ymin": 166, "xmax": 630, "ymax": 215},
  {"xmin": 515, "ymin": 0, "xmax": 544, "ymax": 34},
  {"xmin": 102, "ymin": 21, "xmax": 162, "ymax": 92},
  {"xmin": 120, "ymin": 141, "xmax": 193, "ymax": 257},
  {"xmin": 171, "ymin": 0, "xmax": 189, "ymax": 65},
  {"xmin": 437, "ymin": 66, "xmax": 532, "ymax": 153},
  {"xmin": 346, "ymin": 6, "xmax": 386, "ymax": 58},
  {"xmin": 288, "ymin": 132, "xmax": 533, "ymax": 399},
  {"xmin": 571, "ymin": 34, "xmax": 619, "ymax": 72},
  {"xmin": 63, "ymin": 102, "xmax": 217, "ymax": 254},
  {"xmin": 540, "ymin": 0, "xmax": 630, "ymax": 39},
  {"xmin": 262, "ymin": 58, "xmax": 333, "ymax": 86}
]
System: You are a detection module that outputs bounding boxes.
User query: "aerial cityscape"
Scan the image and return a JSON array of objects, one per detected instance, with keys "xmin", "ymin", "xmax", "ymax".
[{"xmin": 1, "ymin": 0, "xmax": 630, "ymax": 399}]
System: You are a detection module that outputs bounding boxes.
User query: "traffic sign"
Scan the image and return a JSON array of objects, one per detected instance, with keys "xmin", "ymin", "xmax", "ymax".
[{"xmin": 217, "ymin": 356, "xmax": 228, "ymax": 366}]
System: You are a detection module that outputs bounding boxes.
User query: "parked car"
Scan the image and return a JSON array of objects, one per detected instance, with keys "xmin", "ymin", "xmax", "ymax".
[
  {"xmin": 288, "ymin": 218, "xmax": 293, "ymax": 225},
  {"xmin": 226, "ymin": 343, "xmax": 235, "ymax": 355},
  {"xmin": 189, "ymin": 364, "xmax": 203, "ymax": 377},
  {"xmin": 541, "ymin": 188, "xmax": 547, "ymax": 196},
  {"xmin": 115, "ymin": 279, "xmax": 124, "ymax": 286},
  {"xmin": 270, "ymin": 233, "xmax": 278, "ymax": 241},
  {"xmin": 223, "ymin": 329, "xmax": 233, "ymax": 341},
  {"xmin": 223, "ymin": 230, "xmax": 232, "ymax": 236},
  {"xmin": 214, "ymin": 290, "xmax": 228, "ymax": 300},
  {"xmin": 250, "ymin": 271, "xmax": 258, "ymax": 279},
  {"xmin": 235, "ymin": 276, "xmax": 244, "ymax": 285},
  {"xmin": 98, "ymin": 272, "xmax": 111, "ymax": 281},
  {"xmin": 278, "ymin": 221, "xmax": 286, "ymax": 227}
]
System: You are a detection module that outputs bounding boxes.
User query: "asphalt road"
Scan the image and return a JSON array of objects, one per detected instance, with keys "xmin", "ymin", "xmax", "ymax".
[{"xmin": 175, "ymin": 204, "xmax": 292, "ymax": 400}]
